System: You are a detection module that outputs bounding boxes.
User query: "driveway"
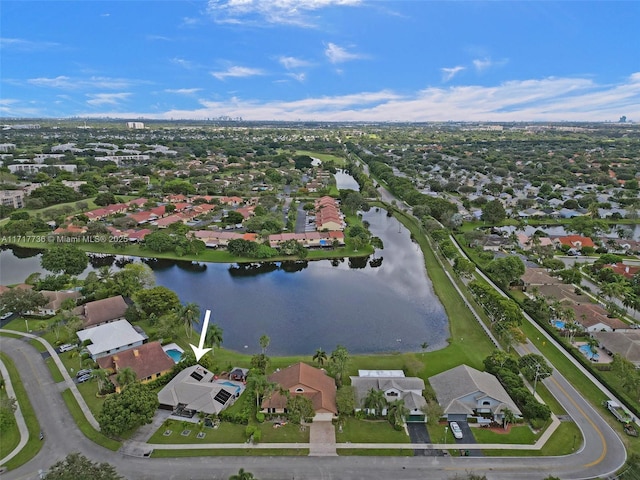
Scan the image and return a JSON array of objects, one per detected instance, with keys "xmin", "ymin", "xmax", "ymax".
[
  {"xmin": 406, "ymin": 423, "xmax": 443, "ymax": 457},
  {"xmin": 451, "ymin": 421, "xmax": 483, "ymax": 457}
]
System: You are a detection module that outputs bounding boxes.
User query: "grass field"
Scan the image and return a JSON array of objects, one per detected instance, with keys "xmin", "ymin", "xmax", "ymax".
[
  {"xmin": 0, "ymin": 351, "xmax": 42, "ymax": 471},
  {"xmin": 336, "ymin": 418, "xmax": 409, "ymax": 443}
]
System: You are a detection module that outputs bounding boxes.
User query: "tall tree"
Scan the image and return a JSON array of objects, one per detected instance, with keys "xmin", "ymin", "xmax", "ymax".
[
  {"xmin": 386, "ymin": 399, "xmax": 409, "ymax": 429},
  {"xmin": 328, "ymin": 345, "xmax": 350, "ymax": 388},
  {"xmin": 41, "ymin": 244, "xmax": 88, "ymax": 276},
  {"xmin": 43, "ymin": 453, "xmax": 124, "ymax": 480},
  {"xmin": 363, "ymin": 388, "xmax": 387, "ymax": 416},
  {"xmin": 97, "ymin": 383, "xmax": 158, "ymax": 437},
  {"xmin": 115, "ymin": 367, "xmax": 137, "ymax": 390},
  {"xmin": 313, "ymin": 348, "xmax": 327, "ymax": 366},
  {"xmin": 177, "ymin": 303, "xmax": 200, "ymax": 339},
  {"xmin": 259, "ymin": 334, "xmax": 270, "ymax": 354},
  {"xmin": 204, "ymin": 323, "xmax": 223, "ymax": 355},
  {"xmin": 0, "ymin": 288, "xmax": 47, "ymax": 316}
]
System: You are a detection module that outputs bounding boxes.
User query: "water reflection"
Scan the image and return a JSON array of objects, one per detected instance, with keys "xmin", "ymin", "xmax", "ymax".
[{"xmin": 0, "ymin": 208, "xmax": 449, "ymax": 356}]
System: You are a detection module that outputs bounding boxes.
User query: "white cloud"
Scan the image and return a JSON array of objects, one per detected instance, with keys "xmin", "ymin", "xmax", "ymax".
[
  {"xmin": 472, "ymin": 57, "xmax": 508, "ymax": 72},
  {"xmin": 324, "ymin": 43, "xmax": 362, "ymax": 64},
  {"xmin": 279, "ymin": 56, "xmax": 311, "ymax": 70},
  {"xmin": 287, "ymin": 72, "xmax": 306, "ymax": 82},
  {"xmin": 207, "ymin": 0, "xmax": 362, "ymax": 27},
  {"xmin": 28, "ymin": 76, "xmax": 137, "ymax": 90},
  {"xmin": 165, "ymin": 88, "xmax": 202, "ymax": 95},
  {"xmin": 79, "ymin": 73, "xmax": 640, "ymax": 123},
  {"xmin": 86, "ymin": 93, "xmax": 131, "ymax": 106},
  {"xmin": 0, "ymin": 37, "xmax": 60, "ymax": 51},
  {"xmin": 441, "ymin": 66, "xmax": 465, "ymax": 82},
  {"xmin": 211, "ymin": 66, "xmax": 265, "ymax": 80},
  {"xmin": 171, "ymin": 57, "xmax": 196, "ymax": 69}
]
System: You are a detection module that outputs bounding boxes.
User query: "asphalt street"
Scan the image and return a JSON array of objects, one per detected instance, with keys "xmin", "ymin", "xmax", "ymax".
[{"xmin": 0, "ymin": 325, "xmax": 628, "ymax": 480}]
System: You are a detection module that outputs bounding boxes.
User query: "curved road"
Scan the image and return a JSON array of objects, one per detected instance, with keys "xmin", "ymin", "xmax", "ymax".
[{"xmin": 0, "ymin": 309, "xmax": 627, "ymax": 478}]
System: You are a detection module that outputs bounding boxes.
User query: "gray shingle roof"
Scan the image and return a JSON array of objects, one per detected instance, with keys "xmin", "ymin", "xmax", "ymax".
[{"xmin": 429, "ymin": 365, "xmax": 521, "ymax": 416}]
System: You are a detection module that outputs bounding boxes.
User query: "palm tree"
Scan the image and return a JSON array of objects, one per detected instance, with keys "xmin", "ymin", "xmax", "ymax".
[
  {"xmin": 228, "ymin": 468, "xmax": 256, "ymax": 480},
  {"xmin": 97, "ymin": 266, "xmax": 114, "ymax": 283},
  {"xmin": 363, "ymin": 388, "xmax": 387, "ymax": 417},
  {"xmin": 93, "ymin": 368, "xmax": 109, "ymax": 395},
  {"xmin": 259, "ymin": 334, "xmax": 270, "ymax": 355},
  {"xmin": 178, "ymin": 303, "xmax": 200, "ymax": 339},
  {"xmin": 115, "ymin": 367, "xmax": 137, "ymax": 390},
  {"xmin": 205, "ymin": 323, "xmax": 223, "ymax": 355},
  {"xmin": 312, "ymin": 348, "xmax": 327, "ymax": 366},
  {"xmin": 502, "ymin": 407, "xmax": 517, "ymax": 430},
  {"xmin": 386, "ymin": 399, "xmax": 409, "ymax": 429}
]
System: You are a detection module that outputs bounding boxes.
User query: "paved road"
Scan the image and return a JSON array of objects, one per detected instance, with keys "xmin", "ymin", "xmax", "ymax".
[{"xmin": 1, "ymin": 332, "xmax": 628, "ymax": 480}]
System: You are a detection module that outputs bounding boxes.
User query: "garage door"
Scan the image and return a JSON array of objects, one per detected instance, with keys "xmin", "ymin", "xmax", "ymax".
[
  {"xmin": 406, "ymin": 415, "xmax": 425, "ymax": 423},
  {"xmin": 447, "ymin": 414, "xmax": 468, "ymax": 422}
]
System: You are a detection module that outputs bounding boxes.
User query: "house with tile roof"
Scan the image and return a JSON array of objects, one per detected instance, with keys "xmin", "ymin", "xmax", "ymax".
[
  {"xmin": 552, "ymin": 235, "xmax": 595, "ymax": 250},
  {"xmin": 261, "ymin": 362, "xmax": 337, "ymax": 419},
  {"xmin": 97, "ymin": 341, "xmax": 175, "ymax": 393},
  {"xmin": 350, "ymin": 370, "xmax": 427, "ymax": 422},
  {"xmin": 76, "ymin": 295, "xmax": 129, "ymax": 328},
  {"xmin": 571, "ymin": 303, "xmax": 627, "ymax": 332},
  {"xmin": 429, "ymin": 364, "xmax": 521, "ymax": 423}
]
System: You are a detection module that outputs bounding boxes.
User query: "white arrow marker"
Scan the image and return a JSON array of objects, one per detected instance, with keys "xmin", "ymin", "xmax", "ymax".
[{"xmin": 189, "ymin": 309, "xmax": 213, "ymax": 361}]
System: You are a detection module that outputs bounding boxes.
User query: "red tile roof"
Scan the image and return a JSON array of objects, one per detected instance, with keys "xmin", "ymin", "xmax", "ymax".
[
  {"xmin": 264, "ymin": 362, "xmax": 337, "ymax": 414},
  {"xmin": 97, "ymin": 341, "xmax": 174, "ymax": 381}
]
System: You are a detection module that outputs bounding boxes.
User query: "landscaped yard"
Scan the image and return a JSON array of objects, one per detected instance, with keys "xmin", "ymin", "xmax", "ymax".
[
  {"xmin": 148, "ymin": 421, "xmax": 247, "ymax": 444},
  {"xmin": 336, "ymin": 417, "xmax": 409, "ymax": 443}
]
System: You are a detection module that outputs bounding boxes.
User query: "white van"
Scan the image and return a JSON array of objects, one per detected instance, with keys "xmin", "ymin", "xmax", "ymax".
[{"xmin": 59, "ymin": 344, "xmax": 76, "ymax": 353}]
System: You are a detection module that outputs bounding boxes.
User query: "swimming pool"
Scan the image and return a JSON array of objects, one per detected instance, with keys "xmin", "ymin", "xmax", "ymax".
[
  {"xmin": 579, "ymin": 344, "xmax": 599, "ymax": 360},
  {"xmin": 218, "ymin": 380, "xmax": 242, "ymax": 393},
  {"xmin": 166, "ymin": 349, "xmax": 183, "ymax": 363},
  {"xmin": 554, "ymin": 320, "xmax": 565, "ymax": 329}
]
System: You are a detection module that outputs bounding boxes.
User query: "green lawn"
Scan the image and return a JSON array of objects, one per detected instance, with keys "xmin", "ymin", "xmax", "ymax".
[
  {"xmin": 260, "ymin": 422, "xmax": 309, "ymax": 443},
  {"xmin": 337, "ymin": 448, "xmax": 414, "ymax": 456},
  {"xmin": 150, "ymin": 448, "xmax": 309, "ymax": 457},
  {"xmin": 0, "ymin": 387, "xmax": 20, "ymax": 461},
  {"xmin": 148, "ymin": 421, "xmax": 247, "ymax": 444},
  {"xmin": 336, "ymin": 418, "xmax": 409, "ymax": 443},
  {"xmin": 0, "ymin": 351, "xmax": 42, "ymax": 471},
  {"xmin": 471, "ymin": 425, "xmax": 538, "ymax": 444}
]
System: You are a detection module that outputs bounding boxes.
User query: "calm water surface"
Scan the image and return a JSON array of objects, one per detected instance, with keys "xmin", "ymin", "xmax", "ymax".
[{"xmin": 0, "ymin": 209, "xmax": 448, "ymax": 355}]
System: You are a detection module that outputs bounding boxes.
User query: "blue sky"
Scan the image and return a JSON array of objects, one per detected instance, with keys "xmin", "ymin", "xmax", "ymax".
[{"xmin": 2, "ymin": 0, "xmax": 639, "ymax": 122}]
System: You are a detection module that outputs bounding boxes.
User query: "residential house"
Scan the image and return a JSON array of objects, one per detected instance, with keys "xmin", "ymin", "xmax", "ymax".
[
  {"xmin": 535, "ymin": 284, "xmax": 586, "ymax": 305},
  {"xmin": 36, "ymin": 290, "xmax": 81, "ymax": 316},
  {"xmin": 76, "ymin": 319, "xmax": 146, "ymax": 360},
  {"xmin": 551, "ymin": 235, "xmax": 595, "ymax": 251},
  {"xmin": 591, "ymin": 331, "xmax": 640, "ymax": 367},
  {"xmin": 350, "ymin": 370, "xmax": 427, "ymax": 422},
  {"xmin": 97, "ymin": 341, "xmax": 175, "ymax": 393},
  {"xmin": 604, "ymin": 263, "xmax": 640, "ymax": 280},
  {"xmin": 520, "ymin": 268, "xmax": 562, "ymax": 291},
  {"xmin": 571, "ymin": 304, "xmax": 627, "ymax": 332},
  {"xmin": 157, "ymin": 364, "xmax": 245, "ymax": 417},
  {"xmin": 429, "ymin": 364, "xmax": 521, "ymax": 423},
  {"xmin": 261, "ymin": 362, "xmax": 337, "ymax": 419},
  {"xmin": 75, "ymin": 295, "xmax": 129, "ymax": 328}
]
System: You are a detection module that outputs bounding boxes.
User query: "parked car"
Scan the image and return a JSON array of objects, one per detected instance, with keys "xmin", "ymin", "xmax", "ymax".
[
  {"xmin": 58, "ymin": 344, "xmax": 77, "ymax": 353},
  {"xmin": 76, "ymin": 369, "xmax": 93, "ymax": 378},
  {"xmin": 0, "ymin": 311, "xmax": 14, "ymax": 321},
  {"xmin": 449, "ymin": 421, "xmax": 463, "ymax": 439},
  {"xmin": 76, "ymin": 374, "xmax": 92, "ymax": 383}
]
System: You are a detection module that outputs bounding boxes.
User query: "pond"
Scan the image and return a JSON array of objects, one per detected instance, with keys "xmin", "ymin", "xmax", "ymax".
[
  {"xmin": 334, "ymin": 169, "xmax": 360, "ymax": 191},
  {"xmin": 0, "ymin": 209, "xmax": 448, "ymax": 356}
]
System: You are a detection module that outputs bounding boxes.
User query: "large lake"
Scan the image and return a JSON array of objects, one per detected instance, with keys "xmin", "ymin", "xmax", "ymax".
[{"xmin": 0, "ymin": 208, "xmax": 449, "ymax": 356}]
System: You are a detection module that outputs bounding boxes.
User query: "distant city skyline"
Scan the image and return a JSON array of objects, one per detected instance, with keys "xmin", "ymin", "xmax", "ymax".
[{"xmin": 2, "ymin": 1, "xmax": 639, "ymax": 122}]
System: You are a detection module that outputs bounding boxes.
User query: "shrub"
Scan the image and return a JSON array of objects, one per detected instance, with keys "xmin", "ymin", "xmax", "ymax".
[{"xmin": 255, "ymin": 412, "xmax": 265, "ymax": 423}]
